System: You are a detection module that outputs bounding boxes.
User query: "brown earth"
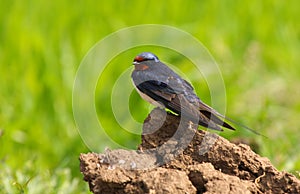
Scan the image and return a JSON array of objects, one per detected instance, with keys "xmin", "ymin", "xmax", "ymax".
[{"xmin": 80, "ymin": 108, "xmax": 300, "ymax": 194}]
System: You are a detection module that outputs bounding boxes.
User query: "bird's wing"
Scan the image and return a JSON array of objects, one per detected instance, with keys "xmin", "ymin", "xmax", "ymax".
[
  {"xmin": 165, "ymin": 76, "xmax": 235, "ymax": 130},
  {"xmin": 136, "ymin": 80, "xmax": 224, "ymax": 131}
]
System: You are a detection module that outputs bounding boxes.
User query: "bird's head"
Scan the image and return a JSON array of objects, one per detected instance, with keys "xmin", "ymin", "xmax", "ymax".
[{"xmin": 133, "ymin": 52, "xmax": 160, "ymax": 65}]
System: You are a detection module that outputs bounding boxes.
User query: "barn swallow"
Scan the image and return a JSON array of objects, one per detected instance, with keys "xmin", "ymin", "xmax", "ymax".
[{"xmin": 131, "ymin": 52, "xmax": 235, "ymax": 131}]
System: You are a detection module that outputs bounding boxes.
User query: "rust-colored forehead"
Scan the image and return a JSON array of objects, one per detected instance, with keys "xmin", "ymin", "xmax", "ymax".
[
  {"xmin": 134, "ymin": 55, "xmax": 145, "ymax": 62},
  {"xmin": 133, "ymin": 52, "xmax": 160, "ymax": 62}
]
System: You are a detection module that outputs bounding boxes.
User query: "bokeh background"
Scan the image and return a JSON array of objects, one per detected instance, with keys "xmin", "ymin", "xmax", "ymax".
[{"xmin": 1, "ymin": 1, "xmax": 299, "ymax": 193}]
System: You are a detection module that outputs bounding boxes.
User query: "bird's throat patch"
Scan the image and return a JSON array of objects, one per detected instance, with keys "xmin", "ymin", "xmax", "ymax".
[{"xmin": 135, "ymin": 64, "xmax": 149, "ymax": 71}]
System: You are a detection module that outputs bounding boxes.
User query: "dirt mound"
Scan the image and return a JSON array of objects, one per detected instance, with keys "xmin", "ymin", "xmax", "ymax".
[{"xmin": 80, "ymin": 108, "xmax": 300, "ymax": 193}]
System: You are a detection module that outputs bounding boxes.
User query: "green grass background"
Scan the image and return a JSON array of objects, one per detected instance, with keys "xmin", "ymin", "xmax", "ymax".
[{"xmin": 1, "ymin": 0, "xmax": 299, "ymax": 193}]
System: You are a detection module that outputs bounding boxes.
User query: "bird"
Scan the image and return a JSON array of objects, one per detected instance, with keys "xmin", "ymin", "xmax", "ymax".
[{"xmin": 131, "ymin": 52, "xmax": 235, "ymax": 131}]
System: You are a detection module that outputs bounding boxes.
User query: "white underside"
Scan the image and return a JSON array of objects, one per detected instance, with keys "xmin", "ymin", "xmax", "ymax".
[{"xmin": 132, "ymin": 79, "xmax": 165, "ymax": 108}]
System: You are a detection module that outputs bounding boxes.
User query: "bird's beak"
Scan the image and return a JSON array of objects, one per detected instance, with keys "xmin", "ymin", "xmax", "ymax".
[{"xmin": 132, "ymin": 61, "xmax": 139, "ymax": 65}]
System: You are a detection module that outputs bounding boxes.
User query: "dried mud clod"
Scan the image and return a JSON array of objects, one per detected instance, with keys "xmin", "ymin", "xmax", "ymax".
[{"xmin": 80, "ymin": 108, "xmax": 300, "ymax": 194}]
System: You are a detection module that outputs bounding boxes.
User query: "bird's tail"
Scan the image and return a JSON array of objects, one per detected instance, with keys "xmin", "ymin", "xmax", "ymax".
[
  {"xmin": 212, "ymin": 111, "xmax": 267, "ymax": 138},
  {"xmin": 200, "ymin": 110, "xmax": 235, "ymax": 131},
  {"xmin": 198, "ymin": 102, "xmax": 266, "ymax": 137}
]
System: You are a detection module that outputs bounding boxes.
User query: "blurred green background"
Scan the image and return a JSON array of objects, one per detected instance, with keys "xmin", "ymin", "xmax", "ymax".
[{"xmin": 1, "ymin": 0, "xmax": 299, "ymax": 193}]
